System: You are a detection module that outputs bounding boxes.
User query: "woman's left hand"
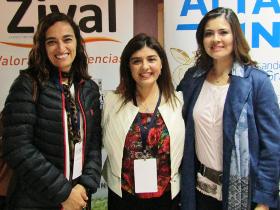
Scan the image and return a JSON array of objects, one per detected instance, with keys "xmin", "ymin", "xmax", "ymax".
[{"xmin": 254, "ymin": 204, "xmax": 269, "ymax": 210}]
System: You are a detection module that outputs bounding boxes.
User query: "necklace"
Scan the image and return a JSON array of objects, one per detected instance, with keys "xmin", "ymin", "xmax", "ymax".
[
  {"xmin": 61, "ymin": 71, "xmax": 72, "ymax": 78},
  {"xmin": 207, "ymin": 69, "xmax": 230, "ymax": 85},
  {"xmin": 140, "ymin": 101, "xmax": 151, "ymax": 113},
  {"xmin": 136, "ymin": 88, "xmax": 159, "ymax": 113}
]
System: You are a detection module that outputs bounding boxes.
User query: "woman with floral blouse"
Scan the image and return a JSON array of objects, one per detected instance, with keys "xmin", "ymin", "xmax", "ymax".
[{"xmin": 102, "ymin": 33, "xmax": 185, "ymax": 210}]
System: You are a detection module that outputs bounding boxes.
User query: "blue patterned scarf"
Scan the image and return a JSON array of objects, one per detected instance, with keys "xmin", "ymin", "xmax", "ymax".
[{"xmin": 227, "ymin": 99, "xmax": 250, "ymax": 209}]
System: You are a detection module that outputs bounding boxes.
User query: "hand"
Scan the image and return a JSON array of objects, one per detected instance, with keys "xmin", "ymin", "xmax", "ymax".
[
  {"xmin": 254, "ymin": 203, "xmax": 269, "ymax": 210},
  {"xmin": 61, "ymin": 187, "xmax": 87, "ymax": 210},
  {"xmin": 74, "ymin": 184, "xmax": 88, "ymax": 202}
]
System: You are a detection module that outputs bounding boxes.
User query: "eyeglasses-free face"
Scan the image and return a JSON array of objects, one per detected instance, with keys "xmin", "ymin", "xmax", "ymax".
[
  {"xmin": 203, "ymin": 15, "xmax": 234, "ymax": 63},
  {"xmin": 45, "ymin": 21, "xmax": 77, "ymax": 72},
  {"xmin": 129, "ymin": 46, "xmax": 162, "ymax": 90}
]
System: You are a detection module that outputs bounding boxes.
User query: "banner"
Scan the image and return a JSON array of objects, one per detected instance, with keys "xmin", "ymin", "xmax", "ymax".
[
  {"xmin": 0, "ymin": 0, "xmax": 133, "ymax": 110},
  {"xmin": 164, "ymin": 0, "xmax": 280, "ymax": 105}
]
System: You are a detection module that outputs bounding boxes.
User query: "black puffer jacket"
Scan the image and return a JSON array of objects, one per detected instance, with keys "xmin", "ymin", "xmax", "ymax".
[{"xmin": 3, "ymin": 69, "xmax": 102, "ymax": 210}]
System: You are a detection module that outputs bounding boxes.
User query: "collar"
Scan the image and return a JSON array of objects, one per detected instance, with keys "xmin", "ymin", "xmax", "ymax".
[
  {"xmin": 193, "ymin": 62, "xmax": 247, "ymax": 79},
  {"xmin": 50, "ymin": 69, "xmax": 85, "ymax": 89},
  {"xmin": 230, "ymin": 62, "xmax": 246, "ymax": 77}
]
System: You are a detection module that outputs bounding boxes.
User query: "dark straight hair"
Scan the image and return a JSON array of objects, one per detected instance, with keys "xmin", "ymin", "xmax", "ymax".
[{"xmin": 116, "ymin": 33, "xmax": 177, "ymax": 107}]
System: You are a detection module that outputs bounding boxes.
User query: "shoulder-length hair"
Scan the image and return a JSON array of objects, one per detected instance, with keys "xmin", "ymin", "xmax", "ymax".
[
  {"xmin": 116, "ymin": 33, "xmax": 176, "ymax": 106},
  {"xmin": 195, "ymin": 7, "xmax": 257, "ymax": 70},
  {"xmin": 28, "ymin": 12, "xmax": 90, "ymax": 83}
]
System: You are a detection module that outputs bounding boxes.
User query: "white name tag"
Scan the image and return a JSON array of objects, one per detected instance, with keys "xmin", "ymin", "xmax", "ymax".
[
  {"xmin": 72, "ymin": 142, "xmax": 83, "ymax": 179},
  {"xmin": 134, "ymin": 158, "xmax": 157, "ymax": 193}
]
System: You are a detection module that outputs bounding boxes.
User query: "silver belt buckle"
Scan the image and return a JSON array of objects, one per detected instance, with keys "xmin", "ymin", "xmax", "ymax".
[{"xmin": 197, "ymin": 179, "xmax": 217, "ymax": 194}]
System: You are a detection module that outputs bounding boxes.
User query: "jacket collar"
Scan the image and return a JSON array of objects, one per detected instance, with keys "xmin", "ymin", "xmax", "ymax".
[
  {"xmin": 193, "ymin": 62, "xmax": 248, "ymax": 78},
  {"xmin": 50, "ymin": 69, "xmax": 85, "ymax": 88}
]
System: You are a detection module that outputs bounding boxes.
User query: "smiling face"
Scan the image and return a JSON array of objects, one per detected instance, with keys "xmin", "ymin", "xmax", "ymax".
[
  {"xmin": 45, "ymin": 21, "xmax": 77, "ymax": 72},
  {"xmin": 203, "ymin": 15, "xmax": 233, "ymax": 63},
  {"xmin": 129, "ymin": 46, "xmax": 162, "ymax": 89}
]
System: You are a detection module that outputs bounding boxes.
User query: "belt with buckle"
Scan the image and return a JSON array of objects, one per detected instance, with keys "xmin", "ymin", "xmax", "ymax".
[{"xmin": 198, "ymin": 162, "xmax": 222, "ymax": 185}]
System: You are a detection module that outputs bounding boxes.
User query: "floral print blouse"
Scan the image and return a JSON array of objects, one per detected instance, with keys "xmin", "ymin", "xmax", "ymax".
[{"xmin": 121, "ymin": 111, "xmax": 171, "ymax": 199}]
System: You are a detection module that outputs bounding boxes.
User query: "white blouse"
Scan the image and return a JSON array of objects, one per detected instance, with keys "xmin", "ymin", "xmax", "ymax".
[{"xmin": 193, "ymin": 80, "xmax": 229, "ymax": 172}]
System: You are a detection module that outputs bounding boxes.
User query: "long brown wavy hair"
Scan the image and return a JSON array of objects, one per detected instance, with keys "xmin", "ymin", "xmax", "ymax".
[
  {"xmin": 28, "ymin": 12, "xmax": 90, "ymax": 84},
  {"xmin": 195, "ymin": 7, "xmax": 257, "ymax": 70},
  {"xmin": 116, "ymin": 33, "xmax": 177, "ymax": 107}
]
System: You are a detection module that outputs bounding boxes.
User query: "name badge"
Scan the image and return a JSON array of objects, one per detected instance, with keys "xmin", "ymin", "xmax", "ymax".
[
  {"xmin": 134, "ymin": 158, "xmax": 157, "ymax": 193},
  {"xmin": 72, "ymin": 142, "xmax": 83, "ymax": 179}
]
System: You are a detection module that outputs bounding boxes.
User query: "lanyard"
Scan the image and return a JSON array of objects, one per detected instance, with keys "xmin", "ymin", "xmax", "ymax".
[{"xmin": 135, "ymin": 91, "xmax": 162, "ymax": 155}]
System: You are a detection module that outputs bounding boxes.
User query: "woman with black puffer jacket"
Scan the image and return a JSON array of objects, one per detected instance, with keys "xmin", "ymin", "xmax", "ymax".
[{"xmin": 2, "ymin": 12, "xmax": 102, "ymax": 210}]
